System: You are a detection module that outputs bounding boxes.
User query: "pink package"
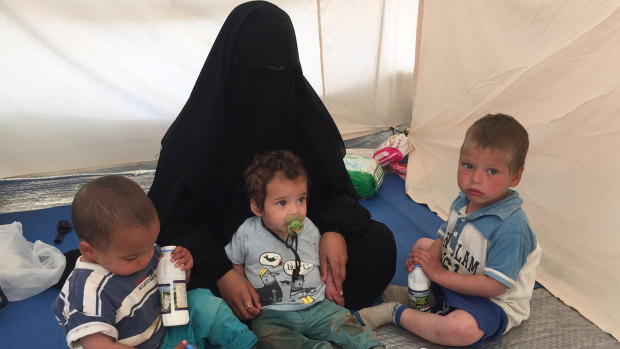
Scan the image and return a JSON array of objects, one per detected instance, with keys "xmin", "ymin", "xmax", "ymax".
[
  {"xmin": 373, "ymin": 134, "xmax": 413, "ymax": 166},
  {"xmin": 391, "ymin": 162, "xmax": 407, "ymax": 180}
]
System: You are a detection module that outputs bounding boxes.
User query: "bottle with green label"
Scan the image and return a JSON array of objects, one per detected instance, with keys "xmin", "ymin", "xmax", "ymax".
[{"xmin": 408, "ymin": 264, "xmax": 431, "ymax": 312}]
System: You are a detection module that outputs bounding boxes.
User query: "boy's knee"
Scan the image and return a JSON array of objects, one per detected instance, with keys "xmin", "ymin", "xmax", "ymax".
[
  {"xmin": 442, "ymin": 311, "xmax": 484, "ymax": 346},
  {"xmin": 413, "ymin": 238, "xmax": 434, "ymax": 250}
]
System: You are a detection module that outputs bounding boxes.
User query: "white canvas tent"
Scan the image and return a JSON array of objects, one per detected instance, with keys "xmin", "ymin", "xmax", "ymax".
[
  {"xmin": 406, "ymin": 0, "xmax": 620, "ymax": 341},
  {"xmin": 0, "ymin": 0, "xmax": 416, "ymax": 178},
  {"xmin": 1, "ymin": 0, "xmax": 619, "ymax": 342}
]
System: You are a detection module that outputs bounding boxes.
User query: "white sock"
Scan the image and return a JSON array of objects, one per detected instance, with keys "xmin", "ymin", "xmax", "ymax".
[{"xmin": 355, "ymin": 302, "xmax": 406, "ymax": 330}]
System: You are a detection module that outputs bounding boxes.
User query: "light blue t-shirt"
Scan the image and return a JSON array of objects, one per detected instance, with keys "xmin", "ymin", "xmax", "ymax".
[
  {"xmin": 438, "ymin": 190, "xmax": 542, "ymax": 331},
  {"xmin": 225, "ymin": 216, "xmax": 326, "ymax": 311}
]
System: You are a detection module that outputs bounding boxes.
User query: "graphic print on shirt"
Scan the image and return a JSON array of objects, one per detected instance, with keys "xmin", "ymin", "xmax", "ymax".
[
  {"xmin": 256, "ymin": 252, "xmax": 316, "ymax": 305},
  {"xmin": 441, "ymin": 218, "xmax": 485, "ymax": 275},
  {"xmin": 257, "ymin": 267, "xmax": 283, "ymax": 304}
]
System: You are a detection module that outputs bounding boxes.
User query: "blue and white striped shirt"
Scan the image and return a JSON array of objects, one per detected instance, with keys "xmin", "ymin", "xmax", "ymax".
[{"xmin": 52, "ymin": 245, "xmax": 165, "ymax": 349}]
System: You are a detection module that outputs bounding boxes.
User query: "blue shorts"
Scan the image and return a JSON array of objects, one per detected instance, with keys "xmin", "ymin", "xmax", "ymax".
[{"xmin": 431, "ymin": 283, "xmax": 508, "ymax": 347}]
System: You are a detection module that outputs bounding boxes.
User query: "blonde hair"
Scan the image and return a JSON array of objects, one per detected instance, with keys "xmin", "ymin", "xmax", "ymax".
[{"xmin": 460, "ymin": 113, "xmax": 529, "ymax": 173}]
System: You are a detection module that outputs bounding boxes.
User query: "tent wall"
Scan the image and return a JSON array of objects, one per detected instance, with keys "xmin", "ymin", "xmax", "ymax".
[
  {"xmin": 406, "ymin": 0, "xmax": 620, "ymax": 340},
  {"xmin": 0, "ymin": 0, "xmax": 416, "ymax": 178}
]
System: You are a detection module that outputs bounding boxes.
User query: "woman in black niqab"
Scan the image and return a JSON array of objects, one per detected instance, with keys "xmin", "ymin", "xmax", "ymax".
[{"xmin": 148, "ymin": 1, "xmax": 396, "ymax": 318}]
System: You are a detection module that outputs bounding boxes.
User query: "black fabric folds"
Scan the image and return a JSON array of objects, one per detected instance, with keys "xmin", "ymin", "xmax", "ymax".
[{"xmin": 148, "ymin": 1, "xmax": 395, "ymax": 308}]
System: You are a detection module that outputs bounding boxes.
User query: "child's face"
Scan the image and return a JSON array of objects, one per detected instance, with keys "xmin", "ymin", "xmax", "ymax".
[
  {"xmin": 82, "ymin": 219, "xmax": 159, "ymax": 276},
  {"xmin": 251, "ymin": 172, "xmax": 307, "ymax": 237},
  {"xmin": 457, "ymin": 146, "xmax": 523, "ymax": 213}
]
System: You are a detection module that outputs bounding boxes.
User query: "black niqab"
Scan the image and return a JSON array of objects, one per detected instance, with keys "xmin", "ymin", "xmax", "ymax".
[{"xmin": 149, "ymin": 1, "xmax": 395, "ymax": 308}]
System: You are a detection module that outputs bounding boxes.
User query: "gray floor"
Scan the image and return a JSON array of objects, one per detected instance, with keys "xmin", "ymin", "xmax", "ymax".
[{"xmin": 374, "ymin": 287, "xmax": 620, "ymax": 348}]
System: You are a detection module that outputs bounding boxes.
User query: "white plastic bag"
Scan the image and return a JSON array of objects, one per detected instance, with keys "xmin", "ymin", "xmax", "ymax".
[{"xmin": 0, "ymin": 221, "xmax": 66, "ymax": 301}]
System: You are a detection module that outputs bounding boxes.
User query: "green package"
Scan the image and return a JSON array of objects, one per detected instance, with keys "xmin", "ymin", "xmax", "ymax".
[{"xmin": 343, "ymin": 153, "xmax": 384, "ymax": 198}]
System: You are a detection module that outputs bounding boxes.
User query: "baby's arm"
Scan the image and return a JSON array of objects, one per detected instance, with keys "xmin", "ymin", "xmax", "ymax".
[
  {"xmin": 428, "ymin": 268, "xmax": 506, "ymax": 298},
  {"xmin": 170, "ymin": 246, "xmax": 194, "ymax": 283},
  {"xmin": 231, "ymin": 263, "xmax": 246, "ymax": 276},
  {"xmin": 79, "ymin": 333, "xmax": 131, "ymax": 349}
]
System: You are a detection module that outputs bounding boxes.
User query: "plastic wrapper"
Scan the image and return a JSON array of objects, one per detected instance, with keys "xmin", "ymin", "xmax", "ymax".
[
  {"xmin": 0, "ymin": 222, "xmax": 66, "ymax": 301},
  {"xmin": 373, "ymin": 133, "xmax": 413, "ymax": 167},
  {"xmin": 343, "ymin": 153, "xmax": 384, "ymax": 198},
  {"xmin": 391, "ymin": 162, "xmax": 408, "ymax": 181}
]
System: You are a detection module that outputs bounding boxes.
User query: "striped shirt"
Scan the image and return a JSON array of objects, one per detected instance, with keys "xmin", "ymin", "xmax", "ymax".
[{"xmin": 52, "ymin": 245, "xmax": 165, "ymax": 349}]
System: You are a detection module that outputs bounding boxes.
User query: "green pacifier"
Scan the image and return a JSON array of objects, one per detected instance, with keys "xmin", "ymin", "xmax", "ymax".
[{"xmin": 284, "ymin": 215, "xmax": 304, "ymax": 235}]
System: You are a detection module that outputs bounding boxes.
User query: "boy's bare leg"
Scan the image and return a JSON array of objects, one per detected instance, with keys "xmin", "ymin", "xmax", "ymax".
[
  {"xmin": 361, "ymin": 237, "xmax": 483, "ymax": 345},
  {"xmin": 356, "ymin": 303, "xmax": 483, "ymax": 347},
  {"xmin": 399, "ymin": 307, "xmax": 483, "ymax": 347}
]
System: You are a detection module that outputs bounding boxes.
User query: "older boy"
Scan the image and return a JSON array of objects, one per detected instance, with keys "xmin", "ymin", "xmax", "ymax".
[
  {"xmin": 225, "ymin": 150, "xmax": 384, "ymax": 349},
  {"xmin": 355, "ymin": 114, "xmax": 542, "ymax": 347},
  {"xmin": 52, "ymin": 175, "xmax": 256, "ymax": 349}
]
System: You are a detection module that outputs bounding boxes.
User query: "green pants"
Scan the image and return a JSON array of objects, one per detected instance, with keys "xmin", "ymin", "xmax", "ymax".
[
  {"xmin": 161, "ymin": 288, "xmax": 257, "ymax": 349},
  {"xmin": 251, "ymin": 299, "xmax": 384, "ymax": 349}
]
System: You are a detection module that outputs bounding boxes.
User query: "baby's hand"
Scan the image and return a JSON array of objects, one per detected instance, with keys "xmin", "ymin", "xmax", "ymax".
[
  {"xmin": 170, "ymin": 246, "xmax": 193, "ymax": 270},
  {"xmin": 170, "ymin": 246, "xmax": 193, "ymax": 282},
  {"xmin": 412, "ymin": 249, "xmax": 442, "ymax": 281},
  {"xmin": 406, "ymin": 256, "xmax": 416, "ymax": 273},
  {"xmin": 174, "ymin": 340, "xmax": 195, "ymax": 349}
]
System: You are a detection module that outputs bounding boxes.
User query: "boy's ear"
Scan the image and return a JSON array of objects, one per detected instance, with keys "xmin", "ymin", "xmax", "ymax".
[
  {"xmin": 78, "ymin": 241, "xmax": 97, "ymax": 262},
  {"xmin": 250, "ymin": 199, "xmax": 263, "ymax": 216},
  {"xmin": 510, "ymin": 166, "xmax": 524, "ymax": 187}
]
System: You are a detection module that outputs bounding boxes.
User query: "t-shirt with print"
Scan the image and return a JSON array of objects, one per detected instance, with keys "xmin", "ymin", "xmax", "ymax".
[
  {"xmin": 225, "ymin": 216, "xmax": 325, "ymax": 311},
  {"xmin": 437, "ymin": 190, "xmax": 542, "ymax": 332}
]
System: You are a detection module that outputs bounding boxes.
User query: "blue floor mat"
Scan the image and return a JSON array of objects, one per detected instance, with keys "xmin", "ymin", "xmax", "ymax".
[
  {"xmin": 0, "ymin": 205, "xmax": 76, "ymax": 349},
  {"xmin": 0, "ymin": 173, "xmax": 443, "ymax": 348},
  {"xmin": 359, "ymin": 174, "xmax": 443, "ymax": 287}
]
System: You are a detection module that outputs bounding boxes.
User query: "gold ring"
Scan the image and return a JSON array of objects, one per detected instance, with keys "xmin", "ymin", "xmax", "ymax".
[{"xmin": 244, "ymin": 303, "xmax": 253, "ymax": 310}]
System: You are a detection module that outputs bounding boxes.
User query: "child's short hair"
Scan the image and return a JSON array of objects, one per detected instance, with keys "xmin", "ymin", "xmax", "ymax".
[
  {"xmin": 244, "ymin": 150, "xmax": 309, "ymax": 211},
  {"xmin": 460, "ymin": 113, "xmax": 529, "ymax": 173},
  {"xmin": 71, "ymin": 175, "xmax": 158, "ymax": 249}
]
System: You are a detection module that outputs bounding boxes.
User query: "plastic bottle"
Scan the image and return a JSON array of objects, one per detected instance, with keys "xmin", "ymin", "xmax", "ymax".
[
  {"xmin": 408, "ymin": 264, "xmax": 431, "ymax": 312},
  {"xmin": 157, "ymin": 246, "xmax": 189, "ymax": 326}
]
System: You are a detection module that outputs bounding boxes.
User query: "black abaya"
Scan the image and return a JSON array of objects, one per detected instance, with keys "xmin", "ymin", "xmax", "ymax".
[{"xmin": 148, "ymin": 0, "xmax": 396, "ymax": 309}]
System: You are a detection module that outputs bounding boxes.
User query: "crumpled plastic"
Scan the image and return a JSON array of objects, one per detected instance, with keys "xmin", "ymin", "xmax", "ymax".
[
  {"xmin": 373, "ymin": 133, "xmax": 413, "ymax": 167},
  {"xmin": 0, "ymin": 221, "xmax": 66, "ymax": 301}
]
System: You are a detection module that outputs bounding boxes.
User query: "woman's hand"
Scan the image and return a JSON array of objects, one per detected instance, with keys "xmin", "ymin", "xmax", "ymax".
[
  {"xmin": 216, "ymin": 269, "xmax": 261, "ymax": 320},
  {"xmin": 324, "ymin": 267, "xmax": 345, "ymax": 306},
  {"xmin": 319, "ymin": 231, "xmax": 347, "ymax": 303}
]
